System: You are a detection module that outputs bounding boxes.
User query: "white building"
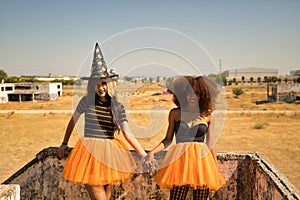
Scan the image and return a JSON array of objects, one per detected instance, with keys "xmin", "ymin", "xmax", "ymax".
[
  {"xmin": 0, "ymin": 82, "xmax": 62, "ymax": 103},
  {"xmin": 223, "ymin": 67, "xmax": 278, "ymax": 79},
  {"xmin": 0, "ymin": 83, "xmax": 15, "ymax": 103},
  {"xmin": 290, "ymin": 70, "xmax": 300, "ymax": 76}
]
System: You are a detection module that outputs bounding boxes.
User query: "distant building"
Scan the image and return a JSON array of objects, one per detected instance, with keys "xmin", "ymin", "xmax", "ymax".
[
  {"xmin": 267, "ymin": 83, "xmax": 300, "ymax": 102},
  {"xmin": 0, "ymin": 82, "xmax": 62, "ymax": 103},
  {"xmin": 223, "ymin": 67, "xmax": 278, "ymax": 79},
  {"xmin": 290, "ymin": 70, "xmax": 300, "ymax": 76},
  {"xmin": 0, "ymin": 83, "xmax": 15, "ymax": 104},
  {"xmin": 20, "ymin": 75, "xmax": 80, "ymax": 82}
]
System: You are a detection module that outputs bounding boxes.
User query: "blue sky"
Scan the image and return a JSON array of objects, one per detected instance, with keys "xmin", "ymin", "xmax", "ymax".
[{"xmin": 0, "ymin": 0, "xmax": 299, "ymax": 77}]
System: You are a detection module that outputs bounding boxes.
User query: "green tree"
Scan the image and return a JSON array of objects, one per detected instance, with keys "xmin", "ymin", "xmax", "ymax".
[
  {"xmin": 149, "ymin": 77, "xmax": 153, "ymax": 83},
  {"xmin": 51, "ymin": 79, "xmax": 63, "ymax": 83},
  {"xmin": 0, "ymin": 69, "xmax": 8, "ymax": 81},
  {"xmin": 241, "ymin": 76, "xmax": 245, "ymax": 84},
  {"xmin": 271, "ymin": 76, "xmax": 278, "ymax": 83},
  {"xmin": 267, "ymin": 77, "xmax": 272, "ymax": 83},
  {"xmin": 250, "ymin": 77, "xmax": 254, "ymax": 85},
  {"xmin": 6, "ymin": 76, "xmax": 20, "ymax": 83},
  {"xmin": 232, "ymin": 88, "xmax": 244, "ymax": 98},
  {"xmin": 123, "ymin": 76, "xmax": 132, "ymax": 82},
  {"xmin": 232, "ymin": 78, "xmax": 237, "ymax": 85},
  {"xmin": 74, "ymin": 79, "xmax": 82, "ymax": 86},
  {"xmin": 257, "ymin": 77, "xmax": 261, "ymax": 84},
  {"xmin": 208, "ymin": 74, "xmax": 227, "ymax": 85},
  {"xmin": 21, "ymin": 77, "xmax": 41, "ymax": 82},
  {"xmin": 166, "ymin": 77, "xmax": 174, "ymax": 92}
]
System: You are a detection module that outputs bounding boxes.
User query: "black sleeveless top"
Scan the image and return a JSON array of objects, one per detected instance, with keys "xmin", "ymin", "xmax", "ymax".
[{"xmin": 174, "ymin": 121, "xmax": 208, "ymax": 143}]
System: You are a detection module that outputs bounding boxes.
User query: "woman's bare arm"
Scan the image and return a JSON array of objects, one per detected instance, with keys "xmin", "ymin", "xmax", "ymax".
[
  {"xmin": 121, "ymin": 121, "xmax": 147, "ymax": 157},
  {"xmin": 58, "ymin": 111, "xmax": 81, "ymax": 158},
  {"xmin": 61, "ymin": 111, "xmax": 81, "ymax": 145},
  {"xmin": 206, "ymin": 114, "xmax": 217, "ymax": 163},
  {"xmin": 146, "ymin": 109, "xmax": 177, "ymax": 160}
]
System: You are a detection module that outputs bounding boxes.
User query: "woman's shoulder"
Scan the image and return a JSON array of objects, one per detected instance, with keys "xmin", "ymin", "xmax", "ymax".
[
  {"xmin": 81, "ymin": 95, "xmax": 88, "ymax": 100},
  {"xmin": 78, "ymin": 96, "xmax": 88, "ymax": 103},
  {"xmin": 112, "ymin": 99, "xmax": 124, "ymax": 106},
  {"xmin": 170, "ymin": 107, "xmax": 180, "ymax": 112},
  {"xmin": 169, "ymin": 107, "xmax": 181, "ymax": 117},
  {"xmin": 75, "ymin": 96, "xmax": 89, "ymax": 113},
  {"xmin": 111, "ymin": 99, "xmax": 126, "ymax": 111}
]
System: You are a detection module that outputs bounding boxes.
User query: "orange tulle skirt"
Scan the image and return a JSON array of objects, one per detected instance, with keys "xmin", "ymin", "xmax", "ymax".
[
  {"xmin": 62, "ymin": 137, "xmax": 137, "ymax": 186},
  {"xmin": 154, "ymin": 142, "xmax": 226, "ymax": 190}
]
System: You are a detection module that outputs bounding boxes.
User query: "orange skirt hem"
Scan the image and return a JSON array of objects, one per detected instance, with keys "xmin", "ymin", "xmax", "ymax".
[
  {"xmin": 154, "ymin": 142, "xmax": 226, "ymax": 190},
  {"xmin": 62, "ymin": 138, "xmax": 136, "ymax": 186}
]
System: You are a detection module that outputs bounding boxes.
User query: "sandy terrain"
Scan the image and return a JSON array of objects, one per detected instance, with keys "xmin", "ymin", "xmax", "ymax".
[{"xmin": 0, "ymin": 84, "xmax": 299, "ymax": 190}]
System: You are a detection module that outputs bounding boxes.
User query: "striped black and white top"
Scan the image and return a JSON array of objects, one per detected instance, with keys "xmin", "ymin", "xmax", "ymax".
[{"xmin": 76, "ymin": 95, "xmax": 127, "ymax": 139}]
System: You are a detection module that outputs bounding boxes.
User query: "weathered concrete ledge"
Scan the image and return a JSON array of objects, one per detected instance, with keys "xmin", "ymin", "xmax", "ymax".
[
  {"xmin": 1, "ymin": 147, "xmax": 300, "ymax": 200},
  {"xmin": 0, "ymin": 184, "xmax": 20, "ymax": 200}
]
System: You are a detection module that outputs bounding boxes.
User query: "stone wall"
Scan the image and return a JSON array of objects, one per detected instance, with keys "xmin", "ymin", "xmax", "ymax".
[
  {"xmin": 212, "ymin": 153, "xmax": 300, "ymax": 200},
  {"xmin": 1, "ymin": 147, "xmax": 300, "ymax": 200},
  {"xmin": 0, "ymin": 184, "xmax": 20, "ymax": 200}
]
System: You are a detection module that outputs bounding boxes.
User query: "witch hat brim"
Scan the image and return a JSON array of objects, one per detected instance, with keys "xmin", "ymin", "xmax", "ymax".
[{"xmin": 81, "ymin": 43, "xmax": 119, "ymax": 80}]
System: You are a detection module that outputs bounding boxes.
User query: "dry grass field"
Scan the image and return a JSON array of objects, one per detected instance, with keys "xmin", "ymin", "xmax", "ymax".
[{"xmin": 0, "ymin": 84, "xmax": 299, "ymax": 190}]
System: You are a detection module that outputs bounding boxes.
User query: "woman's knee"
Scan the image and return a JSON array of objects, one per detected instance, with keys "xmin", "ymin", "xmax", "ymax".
[{"xmin": 85, "ymin": 185, "xmax": 106, "ymax": 200}]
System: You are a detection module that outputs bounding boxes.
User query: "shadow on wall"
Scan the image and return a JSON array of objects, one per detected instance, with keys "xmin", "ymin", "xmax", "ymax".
[{"xmin": 1, "ymin": 147, "xmax": 300, "ymax": 200}]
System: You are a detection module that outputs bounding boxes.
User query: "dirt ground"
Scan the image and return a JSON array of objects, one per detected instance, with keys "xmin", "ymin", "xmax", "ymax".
[{"xmin": 0, "ymin": 83, "xmax": 299, "ymax": 190}]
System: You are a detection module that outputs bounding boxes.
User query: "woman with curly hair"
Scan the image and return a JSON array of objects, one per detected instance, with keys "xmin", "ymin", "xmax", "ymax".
[{"xmin": 145, "ymin": 75, "xmax": 225, "ymax": 200}]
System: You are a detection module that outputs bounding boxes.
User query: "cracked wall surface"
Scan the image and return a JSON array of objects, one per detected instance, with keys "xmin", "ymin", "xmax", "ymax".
[{"xmin": 1, "ymin": 147, "xmax": 300, "ymax": 200}]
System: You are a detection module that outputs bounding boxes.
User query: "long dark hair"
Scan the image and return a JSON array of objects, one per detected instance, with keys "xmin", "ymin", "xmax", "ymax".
[{"xmin": 192, "ymin": 76, "xmax": 219, "ymax": 115}]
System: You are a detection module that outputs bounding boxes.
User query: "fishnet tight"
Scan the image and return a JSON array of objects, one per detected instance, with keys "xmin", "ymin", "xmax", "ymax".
[{"xmin": 170, "ymin": 185, "xmax": 209, "ymax": 200}]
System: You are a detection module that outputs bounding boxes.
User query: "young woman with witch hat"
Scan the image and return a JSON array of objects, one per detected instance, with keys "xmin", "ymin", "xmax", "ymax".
[{"xmin": 58, "ymin": 43, "xmax": 147, "ymax": 200}]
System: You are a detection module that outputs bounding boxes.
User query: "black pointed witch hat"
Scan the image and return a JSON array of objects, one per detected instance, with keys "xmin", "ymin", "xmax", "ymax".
[{"xmin": 82, "ymin": 43, "xmax": 119, "ymax": 80}]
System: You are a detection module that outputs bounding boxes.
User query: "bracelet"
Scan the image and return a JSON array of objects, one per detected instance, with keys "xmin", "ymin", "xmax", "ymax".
[{"xmin": 142, "ymin": 152, "xmax": 148, "ymax": 157}]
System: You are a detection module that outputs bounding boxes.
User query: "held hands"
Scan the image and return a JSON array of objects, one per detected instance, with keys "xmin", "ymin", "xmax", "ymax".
[
  {"xmin": 58, "ymin": 144, "xmax": 68, "ymax": 159},
  {"xmin": 143, "ymin": 152, "xmax": 157, "ymax": 173}
]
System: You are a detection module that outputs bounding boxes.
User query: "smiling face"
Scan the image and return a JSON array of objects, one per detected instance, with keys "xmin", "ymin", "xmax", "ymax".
[
  {"xmin": 186, "ymin": 89, "xmax": 199, "ymax": 105},
  {"xmin": 95, "ymin": 79, "xmax": 108, "ymax": 98}
]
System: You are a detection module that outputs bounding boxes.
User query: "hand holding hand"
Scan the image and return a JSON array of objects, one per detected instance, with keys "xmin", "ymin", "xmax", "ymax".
[{"xmin": 143, "ymin": 152, "xmax": 157, "ymax": 172}]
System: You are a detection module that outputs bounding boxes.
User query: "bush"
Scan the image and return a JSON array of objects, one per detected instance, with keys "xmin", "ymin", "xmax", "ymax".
[
  {"xmin": 253, "ymin": 122, "xmax": 267, "ymax": 129},
  {"xmin": 232, "ymin": 88, "xmax": 244, "ymax": 98}
]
